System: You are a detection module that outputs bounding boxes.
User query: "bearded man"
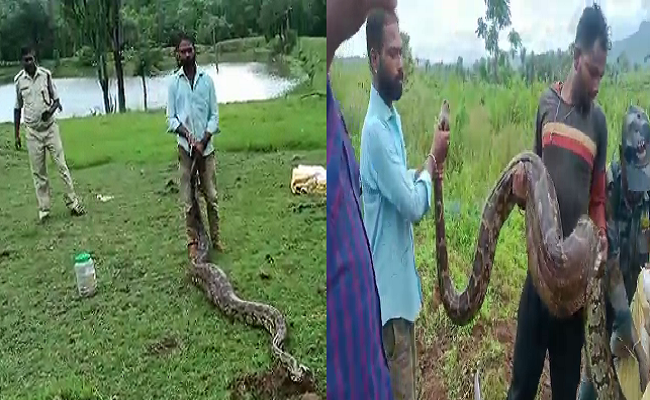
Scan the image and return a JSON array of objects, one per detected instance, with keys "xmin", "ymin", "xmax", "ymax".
[
  {"xmin": 359, "ymin": 8, "xmax": 450, "ymax": 400},
  {"xmin": 166, "ymin": 33, "xmax": 223, "ymax": 260}
]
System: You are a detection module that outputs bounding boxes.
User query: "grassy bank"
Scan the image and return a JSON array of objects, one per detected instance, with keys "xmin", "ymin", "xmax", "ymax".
[
  {"xmin": 0, "ymin": 36, "xmax": 322, "ymax": 86},
  {"xmin": 330, "ymin": 60, "xmax": 650, "ymax": 399},
  {"xmin": 0, "ymin": 45, "xmax": 326, "ymax": 400}
]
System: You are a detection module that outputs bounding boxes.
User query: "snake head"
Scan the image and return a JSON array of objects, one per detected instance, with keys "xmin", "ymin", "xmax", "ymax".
[
  {"xmin": 438, "ymin": 100, "xmax": 450, "ymax": 131},
  {"xmin": 441, "ymin": 99, "xmax": 449, "ymax": 113}
]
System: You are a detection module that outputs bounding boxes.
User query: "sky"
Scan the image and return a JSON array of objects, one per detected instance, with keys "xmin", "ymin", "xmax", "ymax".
[{"xmin": 335, "ymin": 0, "xmax": 650, "ymax": 64}]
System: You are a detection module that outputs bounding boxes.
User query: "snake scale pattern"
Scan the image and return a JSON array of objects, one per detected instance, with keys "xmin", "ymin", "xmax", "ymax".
[
  {"xmin": 584, "ymin": 265, "xmax": 624, "ymax": 399},
  {"xmin": 185, "ymin": 153, "xmax": 310, "ymax": 384},
  {"xmin": 431, "ymin": 102, "xmax": 623, "ymax": 398}
]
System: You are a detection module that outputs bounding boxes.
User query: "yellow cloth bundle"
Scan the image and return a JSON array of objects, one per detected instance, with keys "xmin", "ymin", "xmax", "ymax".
[{"xmin": 618, "ymin": 270, "xmax": 650, "ymax": 399}]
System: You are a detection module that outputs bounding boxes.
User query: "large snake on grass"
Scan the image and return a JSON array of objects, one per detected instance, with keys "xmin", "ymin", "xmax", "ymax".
[
  {"xmin": 185, "ymin": 152, "xmax": 311, "ymax": 384},
  {"xmin": 431, "ymin": 102, "xmax": 624, "ymax": 398}
]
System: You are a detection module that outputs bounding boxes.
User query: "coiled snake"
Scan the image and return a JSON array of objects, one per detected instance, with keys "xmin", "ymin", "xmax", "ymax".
[
  {"xmin": 185, "ymin": 152, "xmax": 311, "ymax": 384},
  {"xmin": 431, "ymin": 102, "xmax": 624, "ymax": 398}
]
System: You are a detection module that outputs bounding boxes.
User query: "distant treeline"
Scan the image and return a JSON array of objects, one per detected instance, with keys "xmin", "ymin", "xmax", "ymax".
[
  {"xmin": 420, "ymin": 45, "xmax": 650, "ymax": 85},
  {"xmin": 0, "ymin": 0, "xmax": 326, "ymax": 61}
]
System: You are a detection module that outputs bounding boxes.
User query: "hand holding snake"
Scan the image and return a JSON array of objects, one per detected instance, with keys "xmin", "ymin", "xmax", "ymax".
[{"xmin": 432, "ymin": 100, "xmax": 450, "ymax": 172}]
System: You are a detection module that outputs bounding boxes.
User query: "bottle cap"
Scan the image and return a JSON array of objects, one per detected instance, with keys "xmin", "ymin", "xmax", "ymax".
[{"xmin": 75, "ymin": 253, "xmax": 91, "ymax": 263}]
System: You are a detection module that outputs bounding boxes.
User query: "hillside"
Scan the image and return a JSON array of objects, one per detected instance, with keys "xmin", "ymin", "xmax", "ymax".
[{"xmin": 610, "ymin": 20, "xmax": 650, "ymax": 66}]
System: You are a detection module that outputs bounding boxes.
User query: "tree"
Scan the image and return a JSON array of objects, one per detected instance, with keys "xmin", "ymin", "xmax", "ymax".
[
  {"xmin": 475, "ymin": 0, "xmax": 516, "ymax": 82},
  {"xmin": 0, "ymin": 0, "xmax": 56, "ymax": 61},
  {"xmin": 1, "ymin": 0, "xmax": 326, "ymax": 63},
  {"xmin": 198, "ymin": 14, "xmax": 231, "ymax": 71},
  {"xmin": 455, "ymin": 56, "xmax": 465, "ymax": 81},
  {"xmin": 507, "ymin": 29, "xmax": 521, "ymax": 61},
  {"xmin": 61, "ymin": 0, "xmax": 113, "ymax": 114},
  {"xmin": 132, "ymin": 41, "xmax": 162, "ymax": 111},
  {"xmin": 111, "ymin": 0, "xmax": 126, "ymax": 113},
  {"xmin": 259, "ymin": 0, "xmax": 295, "ymax": 56}
]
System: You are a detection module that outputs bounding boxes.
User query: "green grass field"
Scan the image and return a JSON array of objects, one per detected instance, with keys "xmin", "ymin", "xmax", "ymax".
[
  {"xmin": 0, "ymin": 39, "xmax": 325, "ymax": 400},
  {"xmin": 330, "ymin": 60, "xmax": 650, "ymax": 399}
]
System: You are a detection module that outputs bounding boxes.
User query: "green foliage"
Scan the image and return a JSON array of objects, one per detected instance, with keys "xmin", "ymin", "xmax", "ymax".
[
  {"xmin": 400, "ymin": 31, "xmax": 415, "ymax": 93},
  {"xmin": 217, "ymin": 37, "xmax": 266, "ymax": 53},
  {"xmin": 0, "ymin": 0, "xmax": 56, "ymax": 60},
  {"xmin": 0, "ymin": 0, "xmax": 326, "ymax": 62},
  {"xmin": 53, "ymin": 49, "xmax": 61, "ymax": 67},
  {"xmin": 295, "ymin": 44, "xmax": 320, "ymax": 88},
  {"xmin": 475, "ymin": 0, "xmax": 521, "ymax": 83},
  {"xmin": 74, "ymin": 46, "xmax": 95, "ymax": 67},
  {"xmin": 130, "ymin": 41, "xmax": 164, "ymax": 77}
]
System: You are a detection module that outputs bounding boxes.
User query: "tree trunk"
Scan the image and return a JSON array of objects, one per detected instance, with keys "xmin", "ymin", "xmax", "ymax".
[
  {"xmin": 112, "ymin": 0, "xmax": 126, "ymax": 113},
  {"xmin": 156, "ymin": 0, "xmax": 163, "ymax": 43},
  {"xmin": 97, "ymin": 54, "xmax": 110, "ymax": 114},
  {"xmin": 212, "ymin": 30, "xmax": 219, "ymax": 73},
  {"xmin": 141, "ymin": 73, "xmax": 148, "ymax": 111}
]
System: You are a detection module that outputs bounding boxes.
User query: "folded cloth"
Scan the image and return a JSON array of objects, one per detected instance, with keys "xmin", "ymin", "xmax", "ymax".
[{"xmin": 290, "ymin": 165, "xmax": 326, "ymax": 196}]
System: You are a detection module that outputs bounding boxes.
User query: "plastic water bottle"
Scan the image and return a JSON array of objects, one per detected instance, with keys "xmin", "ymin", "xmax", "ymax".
[{"xmin": 74, "ymin": 252, "xmax": 97, "ymax": 297}]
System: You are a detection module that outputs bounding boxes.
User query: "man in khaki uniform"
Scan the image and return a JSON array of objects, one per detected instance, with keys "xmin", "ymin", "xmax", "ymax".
[{"xmin": 14, "ymin": 46, "xmax": 85, "ymax": 222}]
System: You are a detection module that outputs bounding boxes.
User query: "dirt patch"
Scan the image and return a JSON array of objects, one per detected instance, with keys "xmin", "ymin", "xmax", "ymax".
[
  {"xmin": 227, "ymin": 363, "xmax": 319, "ymax": 400},
  {"xmin": 417, "ymin": 318, "xmax": 517, "ymax": 399},
  {"xmin": 418, "ymin": 279, "xmax": 557, "ymax": 399},
  {"xmin": 417, "ymin": 329, "xmax": 450, "ymax": 400},
  {"xmin": 493, "ymin": 319, "xmax": 550, "ymax": 400}
]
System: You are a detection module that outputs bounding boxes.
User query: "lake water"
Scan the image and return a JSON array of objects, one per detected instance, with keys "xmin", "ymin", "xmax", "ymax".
[{"xmin": 0, "ymin": 62, "xmax": 300, "ymax": 123}]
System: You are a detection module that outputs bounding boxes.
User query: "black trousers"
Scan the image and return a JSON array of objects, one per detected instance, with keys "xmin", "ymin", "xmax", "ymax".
[{"xmin": 506, "ymin": 273, "xmax": 586, "ymax": 400}]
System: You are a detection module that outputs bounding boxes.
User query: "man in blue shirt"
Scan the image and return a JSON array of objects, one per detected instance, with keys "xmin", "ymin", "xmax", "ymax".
[
  {"xmin": 166, "ymin": 33, "xmax": 222, "ymax": 260},
  {"xmin": 359, "ymin": 9, "xmax": 449, "ymax": 400}
]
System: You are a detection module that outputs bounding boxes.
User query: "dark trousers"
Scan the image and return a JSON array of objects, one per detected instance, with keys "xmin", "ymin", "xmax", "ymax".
[{"xmin": 506, "ymin": 273, "xmax": 586, "ymax": 400}]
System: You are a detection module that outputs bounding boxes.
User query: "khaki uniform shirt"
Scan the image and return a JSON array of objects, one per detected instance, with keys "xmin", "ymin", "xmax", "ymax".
[{"xmin": 14, "ymin": 66, "xmax": 59, "ymax": 132}]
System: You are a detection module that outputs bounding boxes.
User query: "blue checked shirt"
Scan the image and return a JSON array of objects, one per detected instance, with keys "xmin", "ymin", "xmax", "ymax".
[
  {"xmin": 166, "ymin": 66, "xmax": 219, "ymax": 156},
  {"xmin": 359, "ymin": 84, "xmax": 431, "ymax": 326}
]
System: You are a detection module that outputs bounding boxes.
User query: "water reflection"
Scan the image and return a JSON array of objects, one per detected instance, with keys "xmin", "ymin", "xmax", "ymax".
[{"xmin": 0, "ymin": 62, "xmax": 299, "ymax": 123}]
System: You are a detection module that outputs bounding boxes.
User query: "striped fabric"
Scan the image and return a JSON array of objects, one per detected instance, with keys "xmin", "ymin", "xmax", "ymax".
[{"xmin": 327, "ymin": 77, "xmax": 394, "ymax": 400}]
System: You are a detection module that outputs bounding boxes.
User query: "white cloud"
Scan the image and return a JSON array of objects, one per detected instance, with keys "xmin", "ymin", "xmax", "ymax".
[{"xmin": 335, "ymin": 0, "xmax": 648, "ymax": 64}]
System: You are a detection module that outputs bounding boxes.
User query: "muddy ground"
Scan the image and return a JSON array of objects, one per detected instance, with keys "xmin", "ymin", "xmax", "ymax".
[{"xmin": 419, "ymin": 288, "xmax": 552, "ymax": 400}]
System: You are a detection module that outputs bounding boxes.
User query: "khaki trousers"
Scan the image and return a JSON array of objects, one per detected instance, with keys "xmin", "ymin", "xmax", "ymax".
[
  {"xmin": 382, "ymin": 318, "xmax": 419, "ymax": 400},
  {"xmin": 25, "ymin": 122, "xmax": 79, "ymax": 213},
  {"xmin": 178, "ymin": 146, "xmax": 221, "ymax": 247}
]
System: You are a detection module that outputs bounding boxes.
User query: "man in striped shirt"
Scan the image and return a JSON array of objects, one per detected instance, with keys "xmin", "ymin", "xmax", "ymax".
[
  {"xmin": 326, "ymin": 0, "xmax": 448, "ymax": 398},
  {"xmin": 508, "ymin": 5, "xmax": 610, "ymax": 399}
]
